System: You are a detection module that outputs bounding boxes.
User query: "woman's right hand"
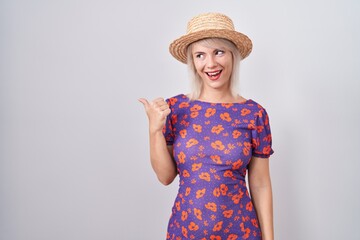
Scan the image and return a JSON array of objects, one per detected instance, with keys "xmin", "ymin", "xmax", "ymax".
[{"xmin": 138, "ymin": 97, "xmax": 171, "ymax": 133}]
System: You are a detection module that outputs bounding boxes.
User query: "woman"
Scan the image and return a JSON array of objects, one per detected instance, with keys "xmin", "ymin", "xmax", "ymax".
[{"xmin": 139, "ymin": 13, "xmax": 274, "ymax": 240}]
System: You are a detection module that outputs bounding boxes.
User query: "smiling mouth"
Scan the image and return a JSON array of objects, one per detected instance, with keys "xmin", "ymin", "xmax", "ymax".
[{"xmin": 206, "ymin": 70, "xmax": 222, "ymax": 80}]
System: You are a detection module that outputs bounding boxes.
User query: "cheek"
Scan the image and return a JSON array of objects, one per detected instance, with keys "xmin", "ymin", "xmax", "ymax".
[
  {"xmin": 221, "ymin": 58, "xmax": 233, "ymax": 72},
  {"xmin": 193, "ymin": 61, "xmax": 205, "ymax": 74}
]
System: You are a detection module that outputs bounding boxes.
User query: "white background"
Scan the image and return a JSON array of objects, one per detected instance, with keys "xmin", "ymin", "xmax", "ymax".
[{"xmin": 1, "ymin": 0, "xmax": 359, "ymax": 239}]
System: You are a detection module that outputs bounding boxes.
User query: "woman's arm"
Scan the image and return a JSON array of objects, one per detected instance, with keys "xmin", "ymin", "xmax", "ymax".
[
  {"xmin": 248, "ymin": 156, "xmax": 274, "ymax": 240},
  {"xmin": 139, "ymin": 97, "xmax": 177, "ymax": 185},
  {"xmin": 148, "ymin": 130, "xmax": 177, "ymax": 185}
]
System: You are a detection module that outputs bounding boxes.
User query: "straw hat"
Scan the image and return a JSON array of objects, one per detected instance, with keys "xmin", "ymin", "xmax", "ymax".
[{"xmin": 169, "ymin": 13, "xmax": 253, "ymax": 64}]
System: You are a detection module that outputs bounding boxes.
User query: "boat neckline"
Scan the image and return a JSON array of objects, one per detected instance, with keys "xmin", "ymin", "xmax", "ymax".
[{"xmin": 181, "ymin": 94, "xmax": 253, "ymax": 105}]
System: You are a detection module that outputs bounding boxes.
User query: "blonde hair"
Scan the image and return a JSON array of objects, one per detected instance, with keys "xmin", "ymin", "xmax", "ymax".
[{"xmin": 186, "ymin": 38, "xmax": 242, "ymax": 101}]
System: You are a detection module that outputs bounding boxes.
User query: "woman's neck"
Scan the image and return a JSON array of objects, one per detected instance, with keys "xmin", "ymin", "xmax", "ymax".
[{"xmin": 198, "ymin": 90, "xmax": 241, "ymax": 103}]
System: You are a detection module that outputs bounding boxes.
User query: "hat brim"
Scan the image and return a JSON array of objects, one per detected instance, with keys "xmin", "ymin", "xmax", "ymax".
[{"xmin": 169, "ymin": 29, "xmax": 253, "ymax": 64}]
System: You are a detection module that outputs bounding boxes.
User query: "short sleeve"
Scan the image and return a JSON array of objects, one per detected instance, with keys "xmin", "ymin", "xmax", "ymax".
[
  {"xmin": 162, "ymin": 99, "xmax": 174, "ymax": 145},
  {"xmin": 251, "ymin": 108, "xmax": 274, "ymax": 158}
]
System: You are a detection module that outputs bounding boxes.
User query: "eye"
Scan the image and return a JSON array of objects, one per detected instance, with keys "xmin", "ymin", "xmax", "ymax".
[
  {"xmin": 195, "ymin": 53, "xmax": 204, "ymax": 59},
  {"xmin": 215, "ymin": 50, "xmax": 225, "ymax": 56}
]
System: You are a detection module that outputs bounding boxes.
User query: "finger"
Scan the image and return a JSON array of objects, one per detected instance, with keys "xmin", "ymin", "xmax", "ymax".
[
  {"xmin": 138, "ymin": 98, "xmax": 149, "ymax": 110},
  {"xmin": 153, "ymin": 97, "xmax": 165, "ymax": 103},
  {"xmin": 163, "ymin": 108, "xmax": 171, "ymax": 117},
  {"xmin": 158, "ymin": 104, "xmax": 170, "ymax": 111},
  {"xmin": 153, "ymin": 99, "xmax": 168, "ymax": 109}
]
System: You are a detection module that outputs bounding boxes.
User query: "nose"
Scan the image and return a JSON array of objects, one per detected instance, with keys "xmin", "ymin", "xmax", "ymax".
[{"xmin": 206, "ymin": 55, "xmax": 218, "ymax": 69}]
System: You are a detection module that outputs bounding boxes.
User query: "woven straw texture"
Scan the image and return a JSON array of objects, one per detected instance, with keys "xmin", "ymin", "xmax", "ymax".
[{"xmin": 169, "ymin": 13, "xmax": 252, "ymax": 64}]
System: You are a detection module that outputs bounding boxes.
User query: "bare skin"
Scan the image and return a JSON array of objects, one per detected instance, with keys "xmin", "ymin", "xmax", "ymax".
[{"xmin": 138, "ymin": 97, "xmax": 177, "ymax": 185}]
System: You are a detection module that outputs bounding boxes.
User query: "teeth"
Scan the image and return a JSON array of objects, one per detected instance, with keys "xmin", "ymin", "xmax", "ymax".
[{"xmin": 207, "ymin": 70, "xmax": 221, "ymax": 76}]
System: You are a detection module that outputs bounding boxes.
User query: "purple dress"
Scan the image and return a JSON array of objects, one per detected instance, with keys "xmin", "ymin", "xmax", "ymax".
[{"xmin": 163, "ymin": 94, "xmax": 274, "ymax": 240}]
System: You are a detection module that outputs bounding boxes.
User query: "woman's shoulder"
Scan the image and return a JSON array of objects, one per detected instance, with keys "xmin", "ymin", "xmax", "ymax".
[
  {"xmin": 166, "ymin": 93, "xmax": 189, "ymax": 106},
  {"xmin": 244, "ymin": 98, "xmax": 272, "ymax": 122},
  {"xmin": 245, "ymin": 98, "xmax": 268, "ymax": 111}
]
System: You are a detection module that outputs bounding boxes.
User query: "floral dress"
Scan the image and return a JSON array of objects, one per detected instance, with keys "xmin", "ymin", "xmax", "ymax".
[{"xmin": 163, "ymin": 94, "xmax": 274, "ymax": 240}]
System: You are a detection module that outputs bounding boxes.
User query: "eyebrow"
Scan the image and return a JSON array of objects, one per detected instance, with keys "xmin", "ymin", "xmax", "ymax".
[{"xmin": 193, "ymin": 47, "xmax": 226, "ymax": 54}]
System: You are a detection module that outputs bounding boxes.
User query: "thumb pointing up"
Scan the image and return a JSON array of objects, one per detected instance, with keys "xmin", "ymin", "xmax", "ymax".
[
  {"xmin": 138, "ymin": 97, "xmax": 171, "ymax": 133},
  {"xmin": 138, "ymin": 98, "xmax": 150, "ymax": 110}
]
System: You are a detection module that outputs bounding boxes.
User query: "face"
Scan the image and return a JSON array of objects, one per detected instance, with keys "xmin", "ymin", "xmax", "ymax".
[{"xmin": 191, "ymin": 41, "xmax": 233, "ymax": 92}]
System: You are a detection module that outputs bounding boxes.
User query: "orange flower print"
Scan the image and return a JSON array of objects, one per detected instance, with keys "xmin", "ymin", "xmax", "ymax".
[
  {"xmin": 242, "ymin": 228, "xmax": 250, "ymax": 239},
  {"xmin": 193, "ymin": 124, "xmax": 202, "ymax": 133},
  {"xmin": 223, "ymin": 170, "xmax": 234, "ymax": 179},
  {"xmin": 179, "ymin": 102, "xmax": 189, "ymax": 108},
  {"xmin": 180, "ymin": 119, "xmax": 190, "ymax": 127},
  {"xmin": 211, "ymin": 124, "xmax": 224, "ymax": 134},
  {"xmin": 168, "ymin": 97, "xmax": 178, "ymax": 106},
  {"xmin": 191, "ymin": 163, "xmax": 202, "ymax": 171},
  {"xmin": 232, "ymin": 159, "xmax": 243, "ymax": 170},
  {"xmin": 222, "ymin": 209, "xmax": 233, "ymax": 218},
  {"xmin": 211, "ymin": 140, "xmax": 225, "ymax": 151},
  {"xmin": 244, "ymin": 141, "xmax": 251, "ymax": 149},
  {"xmin": 190, "ymin": 111, "xmax": 199, "ymax": 118},
  {"xmin": 242, "ymin": 142, "xmax": 251, "ymax": 156},
  {"xmin": 190, "ymin": 104, "xmax": 202, "ymax": 112},
  {"xmin": 264, "ymin": 134, "xmax": 272, "ymax": 142},
  {"xmin": 231, "ymin": 191, "xmax": 244, "ymax": 204},
  {"xmin": 194, "ymin": 208, "xmax": 203, "ymax": 220},
  {"xmin": 243, "ymin": 148, "xmax": 250, "ymax": 156},
  {"xmin": 181, "ymin": 210, "xmax": 188, "ymax": 221},
  {"xmin": 246, "ymin": 201, "xmax": 253, "ymax": 211},
  {"xmin": 186, "ymin": 138, "xmax": 199, "ymax": 148},
  {"xmin": 219, "ymin": 184, "xmax": 228, "ymax": 195},
  {"xmin": 220, "ymin": 112, "xmax": 232, "ymax": 122},
  {"xmin": 171, "ymin": 114, "xmax": 178, "ymax": 124},
  {"xmin": 188, "ymin": 222, "xmax": 199, "ymax": 231},
  {"xmin": 247, "ymin": 120, "xmax": 255, "ymax": 129},
  {"xmin": 232, "ymin": 130, "xmax": 242, "ymax": 139},
  {"xmin": 182, "ymin": 226, "xmax": 188, "ymax": 238},
  {"xmin": 240, "ymin": 222, "xmax": 245, "ymax": 232},
  {"xmin": 183, "ymin": 170, "xmax": 190, "ymax": 177},
  {"xmin": 196, "ymin": 188, "xmax": 206, "ymax": 199},
  {"xmin": 251, "ymin": 218, "xmax": 259, "ymax": 228},
  {"xmin": 241, "ymin": 108, "xmax": 251, "ymax": 116},
  {"xmin": 210, "ymin": 155, "xmax": 223, "ymax": 164},
  {"xmin": 175, "ymin": 201, "xmax": 181, "ymax": 211},
  {"xmin": 212, "ymin": 221, "xmax": 223, "ymax": 231},
  {"xmin": 185, "ymin": 187, "xmax": 191, "ymax": 196},
  {"xmin": 256, "ymin": 125, "xmax": 264, "ymax": 133},
  {"xmin": 179, "ymin": 129, "xmax": 187, "ymax": 138},
  {"xmin": 213, "ymin": 187, "xmax": 220, "ymax": 197},
  {"xmin": 221, "ymin": 103, "xmax": 233, "ymax": 108},
  {"xmin": 227, "ymin": 234, "xmax": 238, "ymax": 240},
  {"xmin": 205, "ymin": 108, "xmax": 216, "ymax": 117},
  {"xmin": 178, "ymin": 151, "xmax": 186, "ymax": 164},
  {"xmin": 252, "ymin": 138, "xmax": 260, "ymax": 148},
  {"xmin": 263, "ymin": 145, "xmax": 272, "ymax": 155},
  {"xmin": 227, "ymin": 143, "xmax": 235, "ymax": 150},
  {"xmin": 205, "ymin": 202, "xmax": 217, "ymax": 212},
  {"xmin": 210, "ymin": 235, "xmax": 222, "ymax": 240},
  {"xmin": 199, "ymin": 172, "xmax": 211, "ymax": 182},
  {"xmin": 255, "ymin": 109, "xmax": 263, "ymax": 118}
]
